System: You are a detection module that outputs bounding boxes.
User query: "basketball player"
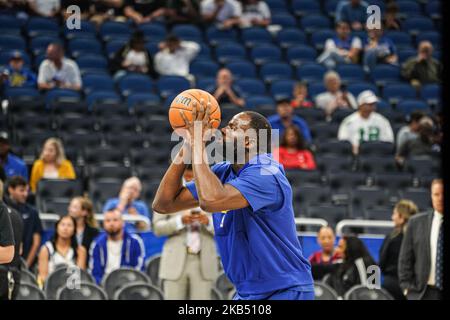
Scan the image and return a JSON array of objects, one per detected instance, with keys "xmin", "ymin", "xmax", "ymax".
[{"xmin": 152, "ymin": 101, "xmax": 314, "ymax": 300}]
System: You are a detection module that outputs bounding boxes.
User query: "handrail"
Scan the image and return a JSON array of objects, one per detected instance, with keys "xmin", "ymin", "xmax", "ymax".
[
  {"xmin": 39, "ymin": 213, "xmax": 151, "ymax": 227},
  {"xmin": 294, "ymin": 217, "xmax": 328, "ymax": 228},
  {"xmin": 336, "ymin": 219, "xmax": 394, "ymax": 236}
]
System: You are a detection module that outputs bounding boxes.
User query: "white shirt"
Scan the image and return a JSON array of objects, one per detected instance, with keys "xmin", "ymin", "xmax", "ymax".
[
  {"xmin": 315, "ymin": 90, "xmax": 358, "ymax": 114},
  {"xmin": 428, "ymin": 210, "xmax": 443, "ymax": 285},
  {"xmin": 201, "ymin": 0, "xmax": 242, "ymax": 22},
  {"xmin": 45, "ymin": 241, "xmax": 76, "ymax": 275},
  {"xmin": 38, "ymin": 57, "xmax": 82, "ymax": 87},
  {"xmin": 105, "ymin": 239, "xmax": 123, "ymax": 276},
  {"xmin": 338, "ymin": 111, "xmax": 394, "ymax": 147},
  {"xmin": 324, "ymin": 37, "xmax": 362, "ymax": 52},
  {"xmin": 124, "ymin": 50, "xmax": 148, "ymax": 68},
  {"xmin": 154, "ymin": 41, "xmax": 200, "ymax": 77},
  {"xmin": 240, "ymin": 1, "xmax": 271, "ymax": 28},
  {"xmin": 32, "ymin": 0, "xmax": 60, "ymax": 16}
]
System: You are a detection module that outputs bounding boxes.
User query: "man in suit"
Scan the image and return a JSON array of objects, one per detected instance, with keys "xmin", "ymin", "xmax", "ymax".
[
  {"xmin": 398, "ymin": 178, "xmax": 444, "ymax": 300},
  {"xmin": 153, "ymin": 166, "xmax": 219, "ymax": 300}
]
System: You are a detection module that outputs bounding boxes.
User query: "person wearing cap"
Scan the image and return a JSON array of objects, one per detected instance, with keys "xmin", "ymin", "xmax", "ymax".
[
  {"xmin": 337, "ymin": 90, "xmax": 394, "ymax": 155},
  {"xmin": 0, "ymin": 51, "xmax": 36, "ymax": 88},
  {"xmin": 268, "ymin": 97, "xmax": 312, "ymax": 145},
  {"xmin": 0, "ymin": 135, "xmax": 28, "ymax": 181}
]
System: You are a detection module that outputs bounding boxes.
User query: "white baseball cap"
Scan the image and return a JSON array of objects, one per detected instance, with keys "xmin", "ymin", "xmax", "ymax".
[{"xmin": 357, "ymin": 90, "xmax": 378, "ymax": 106}]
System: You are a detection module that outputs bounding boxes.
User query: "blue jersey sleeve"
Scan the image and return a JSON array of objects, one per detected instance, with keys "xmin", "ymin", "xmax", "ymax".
[
  {"xmin": 185, "ymin": 162, "xmax": 229, "ymax": 201},
  {"xmin": 227, "ymin": 165, "xmax": 280, "ymax": 212}
]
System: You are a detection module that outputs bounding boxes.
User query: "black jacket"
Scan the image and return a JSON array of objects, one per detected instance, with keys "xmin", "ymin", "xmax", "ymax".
[
  {"xmin": 81, "ymin": 224, "xmax": 100, "ymax": 253},
  {"xmin": 379, "ymin": 231, "xmax": 403, "ymax": 277}
]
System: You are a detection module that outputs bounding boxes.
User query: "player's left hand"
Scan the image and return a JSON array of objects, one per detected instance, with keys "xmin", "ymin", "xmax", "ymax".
[{"xmin": 180, "ymin": 99, "xmax": 215, "ymax": 146}]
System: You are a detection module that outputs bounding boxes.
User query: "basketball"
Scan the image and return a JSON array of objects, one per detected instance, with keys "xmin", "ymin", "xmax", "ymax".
[{"xmin": 169, "ymin": 89, "xmax": 221, "ymax": 130}]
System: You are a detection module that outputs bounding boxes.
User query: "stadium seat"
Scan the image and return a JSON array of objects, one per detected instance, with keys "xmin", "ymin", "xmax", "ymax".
[
  {"xmin": 62, "ymin": 132, "xmax": 103, "ymax": 149},
  {"xmin": 300, "ymin": 15, "xmax": 332, "ymax": 33},
  {"xmin": 359, "ymin": 141, "xmax": 395, "ymax": 156},
  {"xmin": 226, "ymin": 61, "xmax": 257, "ymax": 79},
  {"xmin": 405, "ymin": 155, "xmax": 441, "ymax": 177},
  {"xmin": 396, "ymin": 1, "xmax": 422, "ymax": 17},
  {"xmin": 335, "ymin": 64, "xmax": 366, "ymax": 82},
  {"xmin": 358, "ymin": 156, "xmax": 399, "ymax": 174},
  {"xmin": 396, "ymin": 100, "xmax": 431, "ymax": 115},
  {"xmin": 416, "ymin": 31, "xmax": 441, "ymax": 49},
  {"xmin": 83, "ymin": 146, "xmax": 126, "ymax": 165},
  {"xmin": 41, "ymin": 198, "xmax": 72, "ymax": 216},
  {"xmin": 292, "ymin": 0, "xmax": 321, "ymax": 16},
  {"xmin": 347, "ymin": 82, "xmax": 379, "ymax": 97},
  {"xmin": 309, "ymin": 124, "xmax": 340, "ymax": 143},
  {"xmin": 106, "ymin": 39, "xmax": 128, "ymax": 58},
  {"xmin": 294, "ymin": 107, "xmax": 327, "ymax": 123},
  {"xmin": 16, "ymin": 284, "xmax": 46, "ymax": 300},
  {"xmin": 86, "ymin": 91, "xmax": 122, "ymax": 109},
  {"xmin": 399, "ymin": 189, "xmax": 432, "ymax": 211},
  {"xmin": 0, "ymin": 35, "xmax": 26, "ymax": 51},
  {"xmin": 316, "ymin": 155, "xmax": 354, "ymax": 173},
  {"xmin": 115, "ymin": 283, "xmax": 164, "ymax": 300},
  {"xmin": 196, "ymin": 77, "xmax": 215, "ymax": 90},
  {"xmin": 293, "ymin": 185, "xmax": 332, "ymax": 216},
  {"xmin": 145, "ymin": 254, "xmax": 162, "ymax": 287},
  {"xmin": 402, "ymin": 17, "xmax": 435, "ymax": 35},
  {"xmin": 286, "ymin": 44, "xmax": 317, "ymax": 66},
  {"xmin": 12, "ymin": 115, "xmax": 51, "ymax": 132},
  {"xmin": 308, "ymin": 82, "xmax": 326, "ymax": 99},
  {"xmin": 324, "ymin": 0, "xmax": 339, "ymax": 17},
  {"xmin": 311, "ymin": 29, "xmax": 336, "ymax": 51},
  {"xmin": 314, "ymin": 282, "xmax": 339, "ymax": 300},
  {"xmin": 30, "ymin": 36, "xmax": 58, "ymax": 56},
  {"xmin": 102, "ymin": 268, "xmax": 152, "ymax": 300},
  {"xmin": 330, "ymin": 109, "xmax": 354, "ymax": 124},
  {"xmin": 45, "ymin": 89, "xmax": 81, "ymax": 107},
  {"xmin": 20, "ymin": 269, "xmax": 37, "ymax": 285},
  {"xmin": 82, "ymin": 74, "xmax": 115, "ymax": 95},
  {"xmin": 25, "ymin": 17, "xmax": 59, "ymax": 37},
  {"xmin": 344, "ymin": 285, "xmax": 394, "ymax": 300},
  {"xmin": 190, "ymin": 59, "xmax": 220, "ymax": 78},
  {"xmin": 172, "ymin": 24, "xmax": 203, "ymax": 42},
  {"xmin": 426, "ymin": 0, "xmax": 441, "ymax": 19},
  {"xmin": 285, "ymin": 170, "xmax": 322, "ymax": 187},
  {"xmin": 99, "ymin": 21, "xmax": 132, "ymax": 41},
  {"xmin": 371, "ymin": 64, "xmax": 401, "ymax": 86},
  {"xmin": 215, "ymin": 43, "xmax": 246, "ymax": 63},
  {"xmin": 276, "ymin": 28, "xmax": 307, "ymax": 48},
  {"xmin": 156, "ymin": 76, "xmax": 191, "ymax": 98},
  {"xmin": 372, "ymin": 173, "xmax": 414, "ymax": 192},
  {"xmin": 89, "ymin": 179, "xmax": 122, "ymax": 210},
  {"xmin": 328, "ymin": 172, "xmax": 369, "ymax": 192},
  {"xmin": 44, "ymin": 266, "xmax": 95, "ymax": 300},
  {"xmin": 206, "ymin": 26, "xmax": 238, "ymax": 45},
  {"xmin": 0, "ymin": 15, "xmax": 23, "ymax": 34},
  {"xmin": 308, "ymin": 205, "xmax": 348, "ymax": 227},
  {"xmin": 260, "ymin": 62, "xmax": 293, "ymax": 82},
  {"xmin": 215, "ymin": 272, "xmax": 235, "ymax": 300},
  {"xmin": 37, "ymin": 179, "xmax": 83, "ymax": 202},
  {"xmin": 245, "ymin": 96, "xmax": 275, "ymax": 109},
  {"xmin": 384, "ymin": 31, "xmax": 412, "ymax": 49},
  {"xmin": 77, "ymin": 54, "xmax": 108, "ymax": 74},
  {"xmin": 351, "ymin": 187, "xmax": 390, "ymax": 218},
  {"xmin": 296, "ymin": 63, "xmax": 327, "ymax": 82},
  {"xmin": 118, "ymin": 73, "xmax": 154, "ymax": 97},
  {"xmin": 64, "ymin": 20, "xmax": 96, "ymax": 40},
  {"xmin": 138, "ymin": 23, "xmax": 167, "ymax": 41},
  {"xmin": 0, "ymin": 50, "xmax": 31, "ymax": 67},
  {"xmin": 420, "ymin": 84, "xmax": 441, "ymax": 106},
  {"xmin": 250, "ymin": 44, "xmax": 282, "ymax": 65},
  {"xmin": 91, "ymin": 101, "xmax": 129, "ymax": 117},
  {"xmin": 236, "ymin": 78, "xmax": 266, "ymax": 96},
  {"xmin": 241, "ymin": 27, "xmax": 273, "ymax": 47},
  {"xmin": 57, "ymin": 282, "xmax": 108, "ymax": 300},
  {"xmin": 265, "ymin": 0, "xmax": 288, "ymax": 13},
  {"xmin": 271, "ymin": 12, "xmax": 297, "ymax": 27},
  {"xmin": 127, "ymin": 93, "xmax": 161, "ymax": 111},
  {"xmin": 68, "ymin": 38, "xmax": 102, "ymax": 58},
  {"xmin": 383, "ymin": 83, "xmax": 417, "ymax": 104},
  {"xmin": 270, "ymin": 79, "xmax": 295, "ymax": 100},
  {"xmin": 88, "ymin": 165, "xmax": 132, "ymax": 180},
  {"xmin": 398, "ymin": 48, "xmax": 417, "ymax": 64}
]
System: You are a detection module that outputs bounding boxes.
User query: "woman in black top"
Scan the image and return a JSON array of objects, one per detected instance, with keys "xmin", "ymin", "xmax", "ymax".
[
  {"xmin": 379, "ymin": 199, "xmax": 418, "ymax": 300},
  {"xmin": 68, "ymin": 196, "xmax": 99, "ymax": 255}
]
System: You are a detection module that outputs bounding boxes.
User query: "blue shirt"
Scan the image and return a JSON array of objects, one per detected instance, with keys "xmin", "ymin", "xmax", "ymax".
[
  {"xmin": 2, "ymin": 153, "xmax": 28, "ymax": 180},
  {"xmin": 186, "ymin": 154, "xmax": 314, "ymax": 295},
  {"xmin": 2, "ymin": 66, "xmax": 37, "ymax": 87},
  {"xmin": 267, "ymin": 114, "xmax": 312, "ymax": 143},
  {"xmin": 102, "ymin": 198, "xmax": 151, "ymax": 232},
  {"xmin": 363, "ymin": 36, "xmax": 397, "ymax": 56}
]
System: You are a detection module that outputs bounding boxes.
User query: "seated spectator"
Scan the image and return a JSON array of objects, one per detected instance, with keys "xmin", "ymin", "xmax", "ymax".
[
  {"xmin": 383, "ymin": 2, "xmax": 401, "ymax": 31},
  {"xmin": 396, "ymin": 111, "xmax": 425, "ymax": 153},
  {"xmin": 315, "ymin": 71, "xmax": 357, "ymax": 118},
  {"xmin": 401, "ymin": 41, "xmax": 442, "ymax": 88},
  {"xmin": 0, "ymin": 51, "xmax": 37, "ymax": 88},
  {"xmin": 268, "ymin": 97, "xmax": 312, "ymax": 144},
  {"xmin": 317, "ymin": 21, "xmax": 362, "ymax": 69},
  {"xmin": 90, "ymin": 0, "xmax": 126, "ymax": 25},
  {"xmin": 239, "ymin": 0, "xmax": 271, "ymax": 28},
  {"xmin": 102, "ymin": 177, "xmax": 150, "ymax": 232},
  {"xmin": 30, "ymin": 138, "xmax": 76, "ymax": 193},
  {"xmin": 28, "ymin": 0, "xmax": 61, "ymax": 18},
  {"xmin": 165, "ymin": 0, "xmax": 201, "ymax": 25},
  {"xmin": 0, "ymin": 135, "xmax": 28, "ymax": 180},
  {"xmin": 309, "ymin": 226, "xmax": 343, "ymax": 280},
  {"xmin": 154, "ymin": 34, "xmax": 200, "ymax": 80},
  {"xmin": 335, "ymin": 0, "xmax": 368, "ymax": 31},
  {"xmin": 37, "ymin": 215, "xmax": 87, "ymax": 287},
  {"xmin": 4, "ymin": 176, "xmax": 42, "ymax": 268},
  {"xmin": 396, "ymin": 117, "xmax": 439, "ymax": 166},
  {"xmin": 112, "ymin": 31, "xmax": 156, "ymax": 80},
  {"xmin": 274, "ymin": 125, "xmax": 316, "ymax": 171},
  {"xmin": 338, "ymin": 90, "xmax": 394, "ymax": 155},
  {"xmin": 37, "ymin": 43, "xmax": 82, "ymax": 91},
  {"xmin": 326, "ymin": 235, "xmax": 377, "ymax": 297},
  {"xmin": 201, "ymin": 0, "xmax": 241, "ymax": 29},
  {"xmin": 363, "ymin": 26, "xmax": 398, "ymax": 72},
  {"xmin": 290, "ymin": 82, "xmax": 313, "ymax": 108},
  {"xmin": 89, "ymin": 209, "xmax": 145, "ymax": 284},
  {"xmin": 379, "ymin": 199, "xmax": 418, "ymax": 300},
  {"xmin": 68, "ymin": 196, "xmax": 99, "ymax": 257},
  {"xmin": 208, "ymin": 68, "xmax": 245, "ymax": 107},
  {"xmin": 124, "ymin": 0, "xmax": 166, "ymax": 24}
]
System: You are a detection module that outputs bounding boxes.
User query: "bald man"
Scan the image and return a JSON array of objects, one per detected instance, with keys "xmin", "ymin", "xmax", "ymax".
[{"xmin": 209, "ymin": 68, "xmax": 245, "ymax": 107}]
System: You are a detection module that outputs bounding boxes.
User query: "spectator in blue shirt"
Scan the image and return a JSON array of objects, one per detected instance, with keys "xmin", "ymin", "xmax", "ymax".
[
  {"xmin": 336, "ymin": 0, "xmax": 368, "ymax": 31},
  {"xmin": 363, "ymin": 25, "xmax": 398, "ymax": 72},
  {"xmin": 0, "ymin": 135, "xmax": 28, "ymax": 181},
  {"xmin": 0, "ymin": 51, "xmax": 37, "ymax": 88},
  {"xmin": 102, "ymin": 177, "xmax": 151, "ymax": 232},
  {"xmin": 268, "ymin": 98, "xmax": 312, "ymax": 146}
]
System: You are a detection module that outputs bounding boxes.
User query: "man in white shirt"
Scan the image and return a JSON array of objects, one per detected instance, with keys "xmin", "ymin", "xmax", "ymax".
[
  {"xmin": 28, "ymin": 0, "xmax": 61, "ymax": 18},
  {"xmin": 37, "ymin": 43, "xmax": 82, "ymax": 91},
  {"xmin": 399, "ymin": 179, "xmax": 443, "ymax": 300},
  {"xmin": 337, "ymin": 90, "xmax": 394, "ymax": 155},
  {"xmin": 201, "ymin": 0, "xmax": 242, "ymax": 29},
  {"xmin": 154, "ymin": 34, "xmax": 200, "ymax": 80}
]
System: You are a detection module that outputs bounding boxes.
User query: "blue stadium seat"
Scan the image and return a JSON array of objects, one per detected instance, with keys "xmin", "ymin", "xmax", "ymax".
[
  {"xmin": 64, "ymin": 20, "xmax": 96, "ymax": 40},
  {"xmin": 383, "ymin": 83, "xmax": 417, "ymax": 104},
  {"xmin": 82, "ymin": 74, "xmax": 115, "ymax": 95},
  {"xmin": 286, "ymin": 45, "xmax": 317, "ymax": 65},
  {"xmin": 118, "ymin": 73, "xmax": 154, "ymax": 97},
  {"xmin": 426, "ymin": 1, "xmax": 441, "ymax": 19},
  {"xmin": 45, "ymin": 89, "xmax": 81, "ymax": 107},
  {"xmin": 127, "ymin": 93, "xmax": 161, "ymax": 109},
  {"xmin": 25, "ymin": 17, "xmax": 59, "ymax": 37},
  {"xmin": 196, "ymin": 77, "xmax": 215, "ymax": 90},
  {"xmin": 157, "ymin": 76, "xmax": 191, "ymax": 98},
  {"xmin": 399, "ymin": 189, "xmax": 431, "ymax": 212},
  {"xmin": 265, "ymin": 0, "xmax": 288, "ymax": 13},
  {"xmin": 260, "ymin": 62, "xmax": 293, "ymax": 82},
  {"xmin": 87, "ymin": 91, "xmax": 122, "ymax": 109},
  {"xmin": 420, "ymin": 84, "xmax": 441, "ymax": 106},
  {"xmin": 241, "ymin": 27, "xmax": 273, "ymax": 47},
  {"xmin": 396, "ymin": 1, "xmax": 422, "ymax": 17},
  {"xmin": 271, "ymin": 13, "xmax": 297, "ymax": 27},
  {"xmin": 172, "ymin": 24, "xmax": 203, "ymax": 42},
  {"xmin": 138, "ymin": 23, "xmax": 167, "ymax": 41},
  {"xmin": 144, "ymin": 41, "xmax": 160, "ymax": 55},
  {"xmin": 197, "ymin": 42, "xmax": 212, "ymax": 58},
  {"xmin": 372, "ymin": 173, "xmax": 414, "ymax": 193},
  {"xmin": 77, "ymin": 54, "xmax": 108, "ymax": 73},
  {"xmin": 359, "ymin": 141, "xmax": 395, "ymax": 156},
  {"xmin": 416, "ymin": 31, "xmax": 441, "ymax": 49},
  {"xmin": 398, "ymin": 48, "xmax": 416, "ymax": 64},
  {"xmin": 0, "ymin": 50, "xmax": 31, "ymax": 67},
  {"xmin": 310, "ymin": 124, "xmax": 340, "ymax": 143},
  {"xmin": 276, "ymin": 28, "xmax": 307, "ymax": 48},
  {"xmin": 105, "ymin": 39, "xmax": 128, "ymax": 59},
  {"xmin": 300, "ymin": 15, "xmax": 332, "ymax": 33},
  {"xmin": 0, "ymin": 35, "xmax": 26, "ymax": 51},
  {"xmin": 347, "ymin": 82, "xmax": 379, "ymax": 97},
  {"xmin": 250, "ymin": 44, "xmax": 282, "ymax": 65},
  {"xmin": 296, "ymin": 63, "xmax": 327, "ymax": 82},
  {"xmin": 226, "ymin": 61, "xmax": 257, "ymax": 79},
  {"xmin": 371, "ymin": 64, "xmax": 401, "ymax": 86},
  {"xmin": 310, "ymin": 29, "xmax": 336, "ymax": 51},
  {"xmin": 308, "ymin": 205, "xmax": 348, "ymax": 226},
  {"xmin": 4, "ymin": 87, "xmax": 40, "ymax": 99},
  {"xmin": 375, "ymin": 99, "xmax": 393, "ymax": 113},
  {"xmin": 396, "ymin": 99, "xmax": 431, "ymax": 115},
  {"xmin": 324, "ymin": 0, "xmax": 339, "ymax": 17},
  {"xmin": 291, "ymin": 0, "xmax": 322, "ymax": 16},
  {"xmin": 0, "ymin": 15, "xmax": 22, "ymax": 34},
  {"xmin": 99, "ymin": 21, "xmax": 132, "ymax": 41},
  {"xmin": 295, "ymin": 107, "xmax": 327, "ymax": 123},
  {"xmin": 68, "ymin": 38, "xmax": 102, "ymax": 58},
  {"xmin": 270, "ymin": 80, "xmax": 295, "ymax": 100},
  {"xmin": 190, "ymin": 59, "xmax": 219, "ymax": 78},
  {"xmin": 215, "ymin": 43, "xmax": 246, "ymax": 63},
  {"xmin": 245, "ymin": 95, "xmax": 276, "ymax": 108},
  {"xmin": 336, "ymin": 64, "xmax": 366, "ymax": 81},
  {"xmin": 402, "ymin": 17, "xmax": 435, "ymax": 34},
  {"xmin": 206, "ymin": 26, "xmax": 238, "ymax": 45},
  {"xmin": 30, "ymin": 36, "xmax": 59, "ymax": 56},
  {"xmin": 235, "ymin": 78, "xmax": 266, "ymax": 96},
  {"xmin": 308, "ymin": 82, "xmax": 326, "ymax": 99},
  {"xmin": 384, "ymin": 31, "xmax": 412, "ymax": 49}
]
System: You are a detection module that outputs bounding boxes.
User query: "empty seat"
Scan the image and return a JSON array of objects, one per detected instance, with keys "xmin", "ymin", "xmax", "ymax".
[
  {"xmin": 88, "ymin": 165, "xmax": 132, "ymax": 180},
  {"xmin": 41, "ymin": 198, "xmax": 72, "ymax": 216},
  {"xmin": 0, "ymin": 34, "xmax": 26, "ymax": 51},
  {"xmin": 372, "ymin": 173, "xmax": 414, "ymax": 191},
  {"xmin": 77, "ymin": 54, "xmax": 108, "ymax": 73},
  {"xmin": 287, "ymin": 45, "xmax": 317, "ymax": 65},
  {"xmin": 260, "ymin": 62, "xmax": 293, "ymax": 82},
  {"xmin": 351, "ymin": 187, "xmax": 390, "ymax": 218},
  {"xmin": 44, "ymin": 266, "xmax": 95, "ymax": 300},
  {"xmin": 115, "ymin": 282, "xmax": 164, "ymax": 300},
  {"xmin": 396, "ymin": 100, "xmax": 431, "ymax": 115},
  {"xmin": 371, "ymin": 64, "xmax": 401, "ymax": 86},
  {"xmin": 226, "ymin": 61, "xmax": 257, "ymax": 79},
  {"xmin": 271, "ymin": 12, "xmax": 297, "ymax": 27},
  {"xmin": 157, "ymin": 76, "xmax": 191, "ymax": 98},
  {"xmin": 37, "ymin": 179, "xmax": 83, "ymax": 202},
  {"xmin": 420, "ymin": 84, "xmax": 441, "ymax": 106},
  {"xmin": 359, "ymin": 141, "xmax": 395, "ymax": 156},
  {"xmin": 57, "ymin": 282, "xmax": 108, "ymax": 300},
  {"xmin": 316, "ymin": 155, "xmax": 354, "ymax": 173},
  {"xmin": 145, "ymin": 254, "xmax": 162, "ymax": 287},
  {"xmin": 215, "ymin": 272, "xmax": 235, "ymax": 300},
  {"xmin": 314, "ymin": 282, "xmax": 339, "ymax": 300},
  {"xmin": 16, "ymin": 284, "xmax": 46, "ymax": 300},
  {"xmin": 399, "ymin": 189, "xmax": 431, "ymax": 211},
  {"xmin": 310, "ymin": 124, "xmax": 340, "ymax": 143},
  {"xmin": 329, "ymin": 172, "xmax": 368, "ymax": 192},
  {"xmin": 405, "ymin": 156, "xmax": 441, "ymax": 177},
  {"xmin": 45, "ymin": 89, "xmax": 81, "ymax": 107},
  {"xmin": 358, "ymin": 156, "xmax": 399, "ymax": 174},
  {"xmin": 102, "ymin": 268, "xmax": 151, "ymax": 299},
  {"xmin": 297, "ymin": 63, "xmax": 327, "ymax": 82},
  {"xmin": 89, "ymin": 179, "xmax": 122, "ymax": 210},
  {"xmin": 293, "ymin": 185, "xmax": 332, "ymax": 216},
  {"xmin": 292, "ymin": 0, "xmax": 321, "ymax": 16},
  {"xmin": 64, "ymin": 20, "xmax": 96, "ymax": 40},
  {"xmin": 344, "ymin": 285, "xmax": 394, "ymax": 300},
  {"xmin": 336, "ymin": 64, "xmax": 366, "ymax": 81},
  {"xmin": 83, "ymin": 146, "xmax": 126, "ymax": 165},
  {"xmin": 20, "ymin": 269, "xmax": 37, "ymax": 285},
  {"xmin": 138, "ymin": 23, "xmax": 167, "ymax": 40},
  {"xmin": 68, "ymin": 38, "xmax": 102, "ymax": 58},
  {"xmin": 62, "ymin": 132, "xmax": 103, "ymax": 149},
  {"xmin": 82, "ymin": 74, "xmax": 115, "ymax": 95},
  {"xmin": 285, "ymin": 170, "xmax": 322, "ymax": 187},
  {"xmin": 308, "ymin": 205, "xmax": 348, "ymax": 227},
  {"xmin": 206, "ymin": 26, "xmax": 238, "ymax": 45},
  {"xmin": 300, "ymin": 14, "xmax": 332, "ymax": 32},
  {"xmin": 91, "ymin": 102, "xmax": 129, "ymax": 117},
  {"xmin": 118, "ymin": 73, "xmax": 154, "ymax": 97},
  {"xmin": 311, "ymin": 29, "xmax": 336, "ymax": 50},
  {"xmin": 172, "ymin": 24, "xmax": 202, "ymax": 42},
  {"xmin": 236, "ymin": 78, "xmax": 266, "ymax": 96},
  {"xmin": 190, "ymin": 59, "xmax": 220, "ymax": 78},
  {"xmin": 270, "ymin": 79, "xmax": 295, "ymax": 100},
  {"xmin": 245, "ymin": 96, "xmax": 275, "ymax": 109},
  {"xmin": 241, "ymin": 27, "xmax": 273, "ymax": 47},
  {"xmin": 106, "ymin": 39, "xmax": 128, "ymax": 58},
  {"xmin": 402, "ymin": 17, "xmax": 435, "ymax": 35},
  {"xmin": 127, "ymin": 93, "xmax": 161, "ymax": 111},
  {"xmin": 276, "ymin": 28, "xmax": 307, "ymax": 48},
  {"xmin": 215, "ymin": 43, "xmax": 246, "ymax": 63},
  {"xmin": 347, "ymin": 82, "xmax": 379, "ymax": 97},
  {"xmin": 365, "ymin": 207, "xmax": 393, "ymax": 221},
  {"xmin": 87, "ymin": 91, "xmax": 122, "ymax": 109},
  {"xmin": 99, "ymin": 21, "xmax": 132, "ymax": 41},
  {"xmin": 25, "ymin": 17, "xmax": 59, "ymax": 37},
  {"xmin": 384, "ymin": 31, "xmax": 412, "ymax": 49},
  {"xmin": 251, "ymin": 44, "xmax": 282, "ymax": 65},
  {"xmin": 383, "ymin": 84, "xmax": 417, "ymax": 104},
  {"xmin": 294, "ymin": 107, "xmax": 327, "ymax": 123}
]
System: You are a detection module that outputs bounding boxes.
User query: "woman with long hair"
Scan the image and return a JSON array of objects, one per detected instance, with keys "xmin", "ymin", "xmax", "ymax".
[
  {"xmin": 29, "ymin": 138, "xmax": 76, "ymax": 193},
  {"xmin": 37, "ymin": 215, "xmax": 86, "ymax": 287},
  {"xmin": 379, "ymin": 200, "xmax": 418, "ymax": 299},
  {"xmin": 274, "ymin": 125, "xmax": 316, "ymax": 170},
  {"xmin": 68, "ymin": 196, "xmax": 100, "ymax": 253}
]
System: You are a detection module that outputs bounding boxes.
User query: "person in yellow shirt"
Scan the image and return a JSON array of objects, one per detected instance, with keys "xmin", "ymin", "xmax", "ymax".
[{"xmin": 30, "ymin": 138, "xmax": 76, "ymax": 193}]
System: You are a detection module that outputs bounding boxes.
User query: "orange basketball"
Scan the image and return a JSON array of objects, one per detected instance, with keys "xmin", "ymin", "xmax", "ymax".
[{"xmin": 169, "ymin": 89, "xmax": 221, "ymax": 130}]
